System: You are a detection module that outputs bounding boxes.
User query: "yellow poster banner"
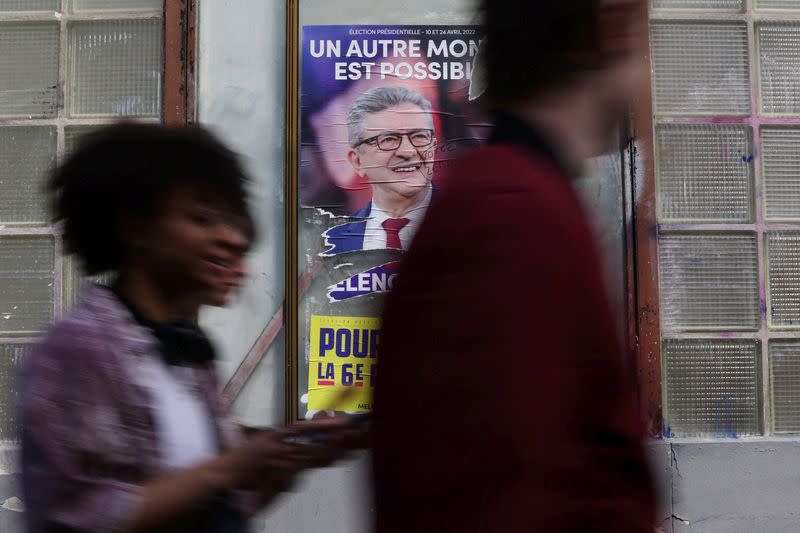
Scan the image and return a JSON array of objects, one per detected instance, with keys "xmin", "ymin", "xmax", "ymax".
[{"xmin": 308, "ymin": 315, "xmax": 380, "ymax": 412}]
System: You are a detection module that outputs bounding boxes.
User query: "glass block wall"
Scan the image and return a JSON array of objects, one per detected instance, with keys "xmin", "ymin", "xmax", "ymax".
[
  {"xmin": 651, "ymin": 0, "xmax": 800, "ymax": 436},
  {"xmin": 0, "ymin": 0, "xmax": 164, "ymax": 443}
]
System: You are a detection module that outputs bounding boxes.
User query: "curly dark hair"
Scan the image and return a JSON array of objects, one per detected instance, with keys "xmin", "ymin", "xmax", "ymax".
[{"xmin": 49, "ymin": 123, "xmax": 255, "ymax": 275}]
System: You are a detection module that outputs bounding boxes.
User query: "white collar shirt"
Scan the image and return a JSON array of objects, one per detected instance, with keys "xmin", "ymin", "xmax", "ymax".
[{"xmin": 362, "ymin": 187, "xmax": 432, "ymax": 251}]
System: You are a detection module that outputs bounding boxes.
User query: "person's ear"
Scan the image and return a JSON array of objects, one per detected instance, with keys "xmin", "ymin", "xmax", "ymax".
[{"xmin": 347, "ymin": 148, "xmax": 366, "ymax": 177}]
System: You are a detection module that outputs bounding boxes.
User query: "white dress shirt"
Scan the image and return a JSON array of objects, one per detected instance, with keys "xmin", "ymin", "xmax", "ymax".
[{"xmin": 362, "ymin": 187, "xmax": 432, "ymax": 251}]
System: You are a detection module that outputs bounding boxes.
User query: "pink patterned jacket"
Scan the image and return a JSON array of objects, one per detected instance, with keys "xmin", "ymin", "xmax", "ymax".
[{"xmin": 20, "ymin": 284, "xmax": 242, "ymax": 532}]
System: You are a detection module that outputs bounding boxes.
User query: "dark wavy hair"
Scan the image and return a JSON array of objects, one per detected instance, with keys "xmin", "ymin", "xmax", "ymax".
[
  {"xmin": 479, "ymin": 0, "xmax": 635, "ymax": 106},
  {"xmin": 49, "ymin": 123, "xmax": 254, "ymax": 276}
]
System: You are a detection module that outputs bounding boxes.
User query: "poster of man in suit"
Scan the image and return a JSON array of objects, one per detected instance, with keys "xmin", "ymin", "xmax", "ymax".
[
  {"xmin": 298, "ymin": 25, "xmax": 488, "ymax": 415},
  {"xmin": 322, "ymin": 85, "xmax": 437, "ymax": 255}
]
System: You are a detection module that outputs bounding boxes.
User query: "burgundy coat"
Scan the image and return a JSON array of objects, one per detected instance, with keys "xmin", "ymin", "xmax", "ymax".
[{"xmin": 372, "ymin": 115, "xmax": 655, "ymax": 532}]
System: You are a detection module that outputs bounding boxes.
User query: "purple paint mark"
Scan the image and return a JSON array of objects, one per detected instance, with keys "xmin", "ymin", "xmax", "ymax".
[{"xmin": 724, "ymin": 147, "xmax": 754, "ymax": 163}]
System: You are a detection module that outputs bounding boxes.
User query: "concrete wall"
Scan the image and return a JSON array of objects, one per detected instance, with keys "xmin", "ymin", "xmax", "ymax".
[
  {"xmin": 647, "ymin": 439, "xmax": 800, "ymax": 533},
  {"xmin": 196, "ymin": 1, "xmax": 373, "ymax": 531},
  {"xmin": 197, "ymin": 0, "xmax": 288, "ymax": 427},
  {"xmin": 0, "ymin": 446, "xmax": 23, "ymax": 532}
]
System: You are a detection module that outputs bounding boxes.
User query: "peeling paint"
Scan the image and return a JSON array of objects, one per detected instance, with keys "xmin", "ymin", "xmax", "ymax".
[
  {"xmin": 1, "ymin": 497, "xmax": 23, "ymax": 513},
  {"xmin": 671, "ymin": 514, "xmax": 690, "ymax": 525},
  {"xmin": 631, "ymin": 140, "xmax": 645, "ymax": 207}
]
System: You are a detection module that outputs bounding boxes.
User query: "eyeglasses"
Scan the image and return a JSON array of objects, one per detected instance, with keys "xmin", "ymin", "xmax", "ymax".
[{"xmin": 353, "ymin": 129, "xmax": 434, "ymax": 151}]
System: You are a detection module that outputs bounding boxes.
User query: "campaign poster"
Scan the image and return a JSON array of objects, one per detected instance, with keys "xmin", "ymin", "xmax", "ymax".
[
  {"xmin": 298, "ymin": 25, "xmax": 489, "ymax": 417},
  {"xmin": 307, "ymin": 315, "xmax": 380, "ymax": 412}
]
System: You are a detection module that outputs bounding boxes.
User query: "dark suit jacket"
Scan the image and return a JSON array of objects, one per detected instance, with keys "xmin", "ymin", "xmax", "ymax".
[
  {"xmin": 320, "ymin": 203, "xmax": 373, "ymax": 256},
  {"xmin": 372, "ymin": 115, "xmax": 655, "ymax": 532},
  {"xmin": 321, "ymin": 190, "xmax": 436, "ymax": 256}
]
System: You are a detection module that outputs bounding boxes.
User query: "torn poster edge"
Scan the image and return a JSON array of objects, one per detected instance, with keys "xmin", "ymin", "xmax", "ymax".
[{"xmin": 326, "ymin": 261, "xmax": 401, "ymax": 303}]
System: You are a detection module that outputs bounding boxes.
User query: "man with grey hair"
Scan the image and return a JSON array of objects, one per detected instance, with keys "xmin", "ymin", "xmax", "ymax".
[{"xmin": 322, "ymin": 86, "xmax": 437, "ymax": 256}]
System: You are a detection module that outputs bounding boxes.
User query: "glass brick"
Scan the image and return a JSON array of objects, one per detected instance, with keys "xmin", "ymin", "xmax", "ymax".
[
  {"xmin": 651, "ymin": 22, "xmax": 750, "ymax": 115},
  {"xmin": 0, "ymin": 237, "xmax": 54, "ymax": 334},
  {"xmin": 656, "ymin": 124, "xmax": 753, "ymax": 223},
  {"xmin": 0, "ymin": 343, "xmax": 29, "ymax": 442},
  {"xmin": 761, "ymin": 128, "xmax": 800, "ymax": 220},
  {"xmin": 64, "ymin": 125, "xmax": 98, "ymax": 159},
  {"xmin": 62, "ymin": 255, "xmax": 81, "ymax": 310},
  {"xmin": 758, "ymin": 0, "xmax": 800, "ymax": 9},
  {"xmin": 770, "ymin": 340, "xmax": 800, "ymax": 433},
  {"xmin": 0, "ymin": 127, "xmax": 56, "ymax": 225},
  {"xmin": 67, "ymin": 19, "xmax": 163, "ymax": 118},
  {"xmin": 0, "ymin": 23, "xmax": 59, "ymax": 118},
  {"xmin": 766, "ymin": 232, "xmax": 800, "ymax": 328},
  {"xmin": 664, "ymin": 338, "xmax": 761, "ymax": 437},
  {"xmin": 759, "ymin": 24, "xmax": 800, "ymax": 115},
  {"xmin": 0, "ymin": 0, "xmax": 58, "ymax": 11},
  {"xmin": 659, "ymin": 233, "xmax": 760, "ymax": 331},
  {"xmin": 651, "ymin": 0, "xmax": 742, "ymax": 10},
  {"xmin": 62, "ymin": 254, "xmax": 113, "ymax": 310},
  {"xmin": 71, "ymin": 0, "xmax": 162, "ymax": 12}
]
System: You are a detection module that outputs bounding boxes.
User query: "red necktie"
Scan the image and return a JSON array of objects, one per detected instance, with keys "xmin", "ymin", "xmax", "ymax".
[{"xmin": 382, "ymin": 218, "xmax": 410, "ymax": 249}]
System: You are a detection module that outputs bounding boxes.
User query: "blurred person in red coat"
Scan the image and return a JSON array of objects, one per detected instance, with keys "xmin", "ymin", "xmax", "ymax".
[{"xmin": 371, "ymin": 1, "xmax": 656, "ymax": 532}]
